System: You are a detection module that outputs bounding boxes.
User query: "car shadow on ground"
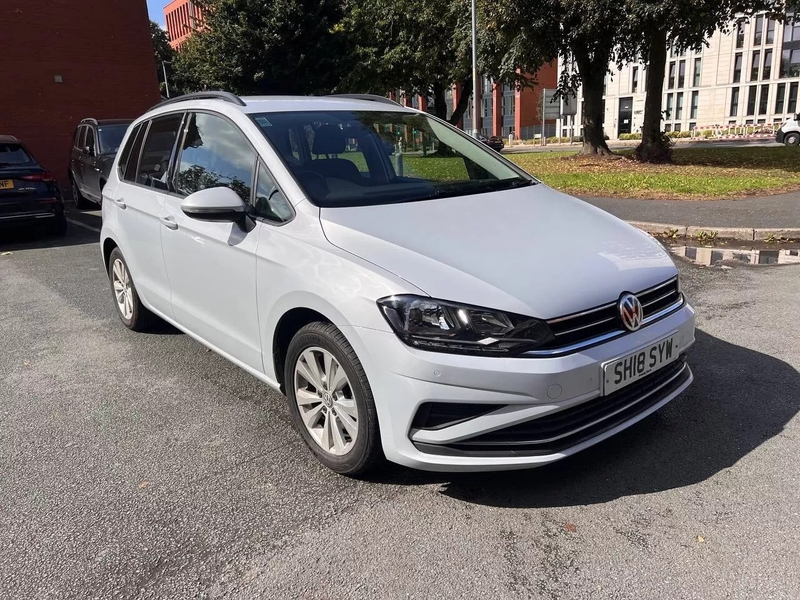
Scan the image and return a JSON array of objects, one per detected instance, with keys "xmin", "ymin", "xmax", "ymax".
[
  {"xmin": 369, "ymin": 329, "xmax": 800, "ymax": 507},
  {"xmin": 0, "ymin": 223, "xmax": 96, "ymax": 251}
]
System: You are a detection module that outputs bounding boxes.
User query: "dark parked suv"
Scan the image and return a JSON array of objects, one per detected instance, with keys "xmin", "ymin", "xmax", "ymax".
[
  {"xmin": 0, "ymin": 135, "xmax": 66, "ymax": 235},
  {"xmin": 69, "ymin": 119, "xmax": 131, "ymax": 208}
]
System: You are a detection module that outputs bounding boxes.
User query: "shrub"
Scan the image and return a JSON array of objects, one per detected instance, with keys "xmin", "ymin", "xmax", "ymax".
[
  {"xmin": 701, "ymin": 129, "xmax": 715, "ymax": 138},
  {"xmin": 619, "ymin": 133, "xmax": 642, "ymax": 140}
]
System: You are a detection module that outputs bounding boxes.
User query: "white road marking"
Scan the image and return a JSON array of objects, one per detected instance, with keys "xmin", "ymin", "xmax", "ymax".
[{"xmin": 66, "ymin": 218, "xmax": 101, "ymax": 233}]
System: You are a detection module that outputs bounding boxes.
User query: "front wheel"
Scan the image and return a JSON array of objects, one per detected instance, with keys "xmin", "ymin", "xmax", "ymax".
[
  {"xmin": 71, "ymin": 177, "xmax": 91, "ymax": 209},
  {"xmin": 284, "ymin": 322, "xmax": 382, "ymax": 476},
  {"xmin": 785, "ymin": 132, "xmax": 800, "ymax": 146}
]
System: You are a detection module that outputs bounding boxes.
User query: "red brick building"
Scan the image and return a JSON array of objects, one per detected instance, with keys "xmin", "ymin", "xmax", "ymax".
[
  {"xmin": 0, "ymin": 0, "xmax": 160, "ymax": 185},
  {"xmin": 164, "ymin": 0, "xmax": 205, "ymax": 50},
  {"xmin": 394, "ymin": 63, "xmax": 560, "ymax": 139}
]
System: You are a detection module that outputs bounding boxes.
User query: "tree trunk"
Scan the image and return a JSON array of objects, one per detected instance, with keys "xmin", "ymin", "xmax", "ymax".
[
  {"xmin": 431, "ymin": 81, "xmax": 449, "ymax": 120},
  {"xmin": 636, "ymin": 28, "xmax": 671, "ymax": 163},
  {"xmin": 448, "ymin": 76, "xmax": 473, "ymax": 126},
  {"xmin": 574, "ymin": 51, "xmax": 612, "ymax": 155}
]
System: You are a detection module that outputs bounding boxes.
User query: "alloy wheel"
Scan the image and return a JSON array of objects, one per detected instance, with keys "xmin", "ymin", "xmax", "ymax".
[
  {"xmin": 294, "ymin": 347, "xmax": 358, "ymax": 456},
  {"xmin": 112, "ymin": 258, "xmax": 133, "ymax": 320}
]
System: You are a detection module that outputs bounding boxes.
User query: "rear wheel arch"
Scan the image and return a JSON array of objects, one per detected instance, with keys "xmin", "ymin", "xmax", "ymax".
[{"xmin": 102, "ymin": 237, "xmax": 118, "ymax": 269}]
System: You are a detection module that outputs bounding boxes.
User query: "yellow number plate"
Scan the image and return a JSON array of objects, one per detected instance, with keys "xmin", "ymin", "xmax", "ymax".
[{"xmin": 0, "ymin": 180, "xmax": 13, "ymax": 190}]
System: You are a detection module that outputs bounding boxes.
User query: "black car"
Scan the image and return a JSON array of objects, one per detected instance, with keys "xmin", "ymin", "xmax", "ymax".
[
  {"xmin": 0, "ymin": 135, "xmax": 66, "ymax": 236},
  {"xmin": 479, "ymin": 134, "xmax": 505, "ymax": 152},
  {"xmin": 69, "ymin": 118, "xmax": 132, "ymax": 208}
]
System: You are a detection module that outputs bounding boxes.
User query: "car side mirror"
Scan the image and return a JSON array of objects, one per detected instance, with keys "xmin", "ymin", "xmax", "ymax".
[{"xmin": 180, "ymin": 186, "xmax": 246, "ymax": 223}]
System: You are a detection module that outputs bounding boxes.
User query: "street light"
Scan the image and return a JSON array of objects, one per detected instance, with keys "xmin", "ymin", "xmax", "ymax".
[
  {"xmin": 471, "ymin": 0, "xmax": 479, "ymax": 138},
  {"xmin": 161, "ymin": 60, "xmax": 172, "ymax": 98}
]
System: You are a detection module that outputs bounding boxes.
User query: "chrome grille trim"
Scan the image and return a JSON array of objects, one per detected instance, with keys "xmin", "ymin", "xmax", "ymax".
[{"xmin": 524, "ymin": 277, "xmax": 684, "ymax": 358}]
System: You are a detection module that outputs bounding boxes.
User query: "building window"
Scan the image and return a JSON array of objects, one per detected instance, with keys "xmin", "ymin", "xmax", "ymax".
[
  {"xmin": 781, "ymin": 49, "xmax": 800, "ymax": 78},
  {"xmin": 481, "ymin": 97, "xmax": 492, "ymax": 118},
  {"xmin": 790, "ymin": 82, "xmax": 799, "ymax": 113},
  {"xmin": 678, "ymin": 60, "xmax": 686, "ymax": 88},
  {"xmin": 730, "ymin": 88, "xmax": 740, "ymax": 116},
  {"xmin": 733, "ymin": 53, "xmax": 743, "ymax": 83},
  {"xmin": 747, "ymin": 85, "xmax": 758, "ymax": 115},
  {"xmin": 668, "ymin": 62, "xmax": 676, "ymax": 89},
  {"xmin": 502, "ymin": 95, "xmax": 516, "ymax": 116},
  {"xmin": 759, "ymin": 84, "xmax": 769, "ymax": 114},
  {"xmin": 632, "ymin": 66, "xmax": 639, "ymax": 93},
  {"xmin": 754, "ymin": 15, "xmax": 764, "ymax": 45},
  {"xmin": 689, "ymin": 122, "xmax": 696, "ymax": 131},
  {"xmin": 693, "ymin": 58, "xmax": 702, "ymax": 87},
  {"xmin": 665, "ymin": 124, "xmax": 672, "ymax": 132},
  {"xmin": 736, "ymin": 22, "xmax": 746, "ymax": 48},
  {"xmin": 784, "ymin": 20, "xmax": 800, "ymax": 43},
  {"xmin": 776, "ymin": 82, "xmax": 786, "ymax": 113},
  {"xmin": 674, "ymin": 123, "xmax": 682, "ymax": 132},
  {"xmin": 690, "ymin": 91, "xmax": 699, "ymax": 119},
  {"xmin": 763, "ymin": 49, "xmax": 773, "ymax": 79},
  {"xmin": 665, "ymin": 94, "xmax": 674, "ymax": 119},
  {"xmin": 676, "ymin": 92, "xmax": 684, "ymax": 119},
  {"xmin": 751, "ymin": 51, "xmax": 761, "ymax": 80},
  {"xmin": 767, "ymin": 19, "xmax": 776, "ymax": 44}
]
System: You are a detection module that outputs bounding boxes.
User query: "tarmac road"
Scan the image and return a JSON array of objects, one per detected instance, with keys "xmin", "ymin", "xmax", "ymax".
[{"xmin": 1, "ymin": 210, "xmax": 799, "ymax": 599}]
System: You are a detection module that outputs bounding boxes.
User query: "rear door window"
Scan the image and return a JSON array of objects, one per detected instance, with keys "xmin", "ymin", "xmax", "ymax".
[
  {"xmin": 78, "ymin": 126, "xmax": 87, "ymax": 151},
  {"xmin": 117, "ymin": 124, "xmax": 143, "ymax": 181},
  {"xmin": 174, "ymin": 112, "xmax": 256, "ymax": 202},
  {"xmin": 135, "ymin": 113, "xmax": 184, "ymax": 189}
]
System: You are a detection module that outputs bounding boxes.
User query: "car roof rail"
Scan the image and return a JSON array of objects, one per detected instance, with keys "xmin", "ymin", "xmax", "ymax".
[
  {"xmin": 80, "ymin": 118, "xmax": 99, "ymax": 125},
  {"xmin": 149, "ymin": 91, "xmax": 246, "ymax": 111},
  {"xmin": 328, "ymin": 94, "xmax": 402, "ymax": 107}
]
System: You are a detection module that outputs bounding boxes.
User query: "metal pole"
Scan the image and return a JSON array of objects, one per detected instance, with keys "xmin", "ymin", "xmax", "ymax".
[
  {"xmin": 162, "ymin": 62, "xmax": 170, "ymax": 98},
  {"xmin": 471, "ymin": 0, "xmax": 479, "ymax": 138},
  {"xmin": 542, "ymin": 88, "xmax": 546, "ymax": 146}
]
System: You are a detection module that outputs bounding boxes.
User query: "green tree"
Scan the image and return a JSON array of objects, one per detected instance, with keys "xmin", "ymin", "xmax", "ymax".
[
  {"xmin": 486, "ymin": 0, "xmax": 624, "ymax": 155},
  {"xmin": 172, "ymin": 0, "xmax": 351, "ymax": 95},
  {"xmin": 621, "ymin": 0, "xmax": 787, "ymax": 162},
  {"xmin": 150, "ymin": 20, "xmax": 174, "ymax": 95},
  {"xmin": 339, "ymin": 0, "xmax": 547, "ymax": 125}
]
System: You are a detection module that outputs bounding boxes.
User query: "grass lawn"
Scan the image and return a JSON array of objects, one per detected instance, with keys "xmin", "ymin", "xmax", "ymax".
[{"xmin": 505, "ymin": 146, "xmax": 800, "ymax": 200}]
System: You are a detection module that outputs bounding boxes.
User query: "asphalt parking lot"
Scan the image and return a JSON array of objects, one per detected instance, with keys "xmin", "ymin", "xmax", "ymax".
[{"xmin": 1, "ymin": 209, "xmax": 799, "ymax": 599}]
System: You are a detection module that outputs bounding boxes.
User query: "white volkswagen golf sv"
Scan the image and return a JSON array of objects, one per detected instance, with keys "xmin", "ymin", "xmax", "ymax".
[{"xmin": 100, "ymin": 92, "xmax": 695, "ymax": 475}]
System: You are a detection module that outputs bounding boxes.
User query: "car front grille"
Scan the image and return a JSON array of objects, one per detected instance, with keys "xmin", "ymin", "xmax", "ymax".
[
  {"xmin": 526, "ymin": 277, "xmax": 683, "ymax": 357},
  {"xmin": 413, "ymin": 354, "xmax": 690, "ymax": 458}
]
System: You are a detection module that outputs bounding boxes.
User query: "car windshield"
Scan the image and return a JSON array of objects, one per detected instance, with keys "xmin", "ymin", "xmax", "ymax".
[
  {"xmin": 0, "ymin": 143, "xmax": 33, "ymax": 166},
  {"xmin": 98, "ymin": 125, "xmax": 129, "ymax": 155},
  {"xmin": 252, "ymin": 110, "xmax": 534, "ymax": 207}
]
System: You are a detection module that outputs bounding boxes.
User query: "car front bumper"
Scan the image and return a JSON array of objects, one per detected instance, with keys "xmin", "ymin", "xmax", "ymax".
[
  {"xmin": 776, "ymin": 128, "xmax": 786, "ymax": 143},
  {"xmin": 346, "ymin": 300, "xmax": 696, "ymax": 471}
]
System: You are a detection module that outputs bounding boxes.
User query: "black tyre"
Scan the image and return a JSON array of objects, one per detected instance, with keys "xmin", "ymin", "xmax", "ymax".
[
  {"xmin": 785, "ymin": 132, "xmax": 800, "ymax": 146},
  {"xmin": 107, "ymin": 248, "xmax": 160, "ymax": 331},
  {"xmin": 284, "ymin": 322, "xmax": 382, "ymax": 476},
  {"xmin": 71, "ymin": 177, "xmax": 91, "ymax": 209}
]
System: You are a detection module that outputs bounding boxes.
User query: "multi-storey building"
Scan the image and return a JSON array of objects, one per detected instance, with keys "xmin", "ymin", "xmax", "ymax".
[
  {"xmin": 563, "ymin": 12, "xmax": 800, "ymax": 139},
  {"xmin": 164, "ymin": 0, "xmax": 205, "ymax": 50}
]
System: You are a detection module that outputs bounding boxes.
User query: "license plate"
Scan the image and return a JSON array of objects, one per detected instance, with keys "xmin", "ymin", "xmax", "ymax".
[
  {"xmin": 0, "ymin": 180, "xmax": 13, "ymax": 190},
  {"xmin": 603, "ymin": 333, "xmax": 681, "ymax": 395}
]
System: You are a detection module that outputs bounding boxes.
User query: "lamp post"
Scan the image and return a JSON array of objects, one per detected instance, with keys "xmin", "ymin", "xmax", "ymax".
[
  {"xmin": 471, "ymin": 0, "xmax": 479, "ymax": 138},
  {"xmin": 161, "ymin": 61, "xmax": 172, "ymax": 98}
]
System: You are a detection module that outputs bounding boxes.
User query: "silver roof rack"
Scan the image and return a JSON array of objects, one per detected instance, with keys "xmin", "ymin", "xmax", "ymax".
[
  {"xmin": 327, "ymin": 94, "xmax": 402, "ymax": 107},
  {"xmin": 149, "ymin": 91, "xmax": 246, "ymax": 111}
]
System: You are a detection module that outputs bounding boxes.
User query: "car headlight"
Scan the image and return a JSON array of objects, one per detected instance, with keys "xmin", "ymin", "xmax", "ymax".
[{"xmin": 377, "ymin": 295, "xmax": 554, "ymax": 356}]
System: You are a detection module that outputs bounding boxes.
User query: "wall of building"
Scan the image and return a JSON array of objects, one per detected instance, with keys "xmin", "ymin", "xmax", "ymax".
[
  {"xmin": 0, "ymin": 0, "xmax": 160, "ymax": 183},
  {"xmin": 165, "ymin": 0, "xmax": 204, "ymax": 50},
  {"xmin": 564, "ymin": 12, "xmax": 800, "ymax": 139}
]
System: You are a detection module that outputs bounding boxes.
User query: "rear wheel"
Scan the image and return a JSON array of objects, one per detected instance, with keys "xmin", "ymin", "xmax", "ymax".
[
  {"xmin": 284, "ymin": 322, "xmax": 382, "ymax": 476},
  {"xmin": 71, "ymin": 177, "xmax": 91, "ymax": 209},
  {"xmin": 107, "ymin": 248, "xmax": 160, "ymax": 331},
  {"xmin": 785, "ymin": 132, "xmax": 800, "ymax": 146}
]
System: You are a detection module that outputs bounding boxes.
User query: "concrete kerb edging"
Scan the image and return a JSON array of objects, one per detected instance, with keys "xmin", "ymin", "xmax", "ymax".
[{"xmin": 627, "ymin": 220, "xmax": 800, "ymax": 242}]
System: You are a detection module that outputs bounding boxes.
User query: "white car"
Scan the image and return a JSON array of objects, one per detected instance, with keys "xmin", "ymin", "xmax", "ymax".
[
  {"xmin": 776, "ymin": 114, "xmax": 800, "ymax": 145},
  {"xmin": 100, "ymin": 91, "xmax": 695, "ymax": 475}
]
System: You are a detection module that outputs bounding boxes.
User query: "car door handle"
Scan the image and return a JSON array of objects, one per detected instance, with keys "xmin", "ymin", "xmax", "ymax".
[
  {"xmin": 93, "ymin": 167, "xmax": 102, "ymax": 172},
  {"xmin": 160, "ymin": 215, "xmax": 178, "ymax": 230},
  {"xmin": 111, "ymin": 197, "xmax": 126, "ymax": 209}
]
